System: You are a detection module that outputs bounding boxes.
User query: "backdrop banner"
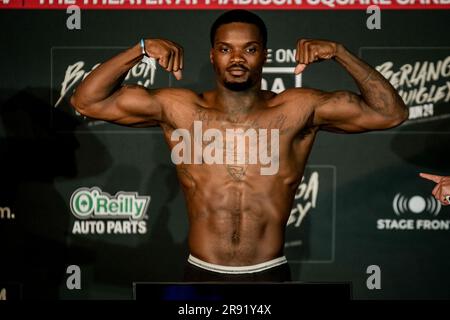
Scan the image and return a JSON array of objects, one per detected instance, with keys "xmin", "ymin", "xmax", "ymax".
[{"xmin": 0, "ymin": 7, "xmax": 449, "ymax": 300}]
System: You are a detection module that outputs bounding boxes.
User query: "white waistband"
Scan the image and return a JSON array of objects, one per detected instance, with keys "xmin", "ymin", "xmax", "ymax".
[{"xmin": 188, "ymin": 254, "xmax": 287, "ymax": 274}]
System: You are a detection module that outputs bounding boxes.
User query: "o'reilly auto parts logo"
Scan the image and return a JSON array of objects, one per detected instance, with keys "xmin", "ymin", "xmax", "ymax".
[
  {"xmin": 70, "ymin": 187, "xmax": 150, "ymax": 235},
  {"xmin": 377, "ymin": 193, "xmax": 448, "ymax": 231}
]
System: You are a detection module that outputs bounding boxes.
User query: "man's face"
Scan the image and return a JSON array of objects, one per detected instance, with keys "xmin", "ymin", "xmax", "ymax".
[{"xmin": 210, "ymin": 22, "xmax": 267, "ymax": 91}]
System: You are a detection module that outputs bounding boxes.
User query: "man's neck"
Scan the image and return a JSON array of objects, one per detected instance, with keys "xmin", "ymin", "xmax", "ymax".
[{"xmin": 214, "ymin": 83, "xmax": 264, "ymax": 115}]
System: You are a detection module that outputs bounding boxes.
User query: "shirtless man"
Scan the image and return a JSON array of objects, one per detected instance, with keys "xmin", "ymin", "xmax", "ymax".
[{"xmin": 70, "ymin": 10, "xmax": 408, "ymax": 282}]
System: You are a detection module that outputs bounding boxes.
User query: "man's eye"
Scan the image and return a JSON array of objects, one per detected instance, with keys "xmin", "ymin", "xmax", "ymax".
[
  {"xmin": 220, "ymin": 48, "xmax": 230, "ymax": 53},
  {"xmin": 246, "ymin": 48, "xmax": 257, "ymax": 53}
]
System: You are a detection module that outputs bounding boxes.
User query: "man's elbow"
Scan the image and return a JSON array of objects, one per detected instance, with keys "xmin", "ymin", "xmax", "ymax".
[
  {"xmin": 70, "ymin": 94, "xmax": 80, "ymax": 110},
  {"xmin": 394, "ymin": 102, "xmax": 409, "ymax": 124},
  {"xmin": 386, "ymin": 104, "xmax": 409, "ymax": 128},
  {"xmin": 70, "ymin": 94, "xmax": 89, "ymax": 116}
]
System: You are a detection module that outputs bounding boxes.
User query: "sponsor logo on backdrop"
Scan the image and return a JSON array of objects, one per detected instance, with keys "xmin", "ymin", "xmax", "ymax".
[
  {"xmin": 51, "ymin": 47, "xmax": 157, "ymax": 127},
  {"xmin": 70, "ymin": 187, "xmax": 150, "ymax": 235},
  {"xmin": 287, "ymin": 171, "xmax": 319, "ymax": 229},
  {"xmin": 262, "ymin": 48, "xmax": 302, "ymax": 93},
  {"xmin": 55, "ymin": 59, "xmax": 156, "ymax": 108},
  {"xmin": 377, "ymin": 193, "xmax": 449, "ymax": 231},
  {"xmin": 365, "ymin": 48, "xmax": 450, "ymax": 124},
  {"xmin": 284, "ymin": 166, "xmax": 335, "ymax": 262},
  {"xmin": 0, "ymin": 207, "xmax": 15, "ymax": 220}
]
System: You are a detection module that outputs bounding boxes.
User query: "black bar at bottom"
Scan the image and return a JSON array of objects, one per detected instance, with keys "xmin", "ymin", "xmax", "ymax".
[
  {"xmin": 133, "ymin": 282, "xmax": 351, "ymax": 318},
  {"xmin": 134, "ymin": 282, "xmax": 351, "ymax": 301}
]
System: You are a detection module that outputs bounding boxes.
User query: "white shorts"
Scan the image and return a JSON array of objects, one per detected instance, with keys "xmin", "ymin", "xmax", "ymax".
[{"xmin": 187, "ymin": 254, "xmax": 288, "ymax": 274}]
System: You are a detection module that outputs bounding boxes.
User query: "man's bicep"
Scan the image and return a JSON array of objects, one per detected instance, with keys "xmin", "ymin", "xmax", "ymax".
[
  {"xmin": 79, "ymin": 85, "xmax": 163, "ymax": 127},
  {"xmin": 313, "ymin": 90, "xmax": 386, "ymax": 133}
]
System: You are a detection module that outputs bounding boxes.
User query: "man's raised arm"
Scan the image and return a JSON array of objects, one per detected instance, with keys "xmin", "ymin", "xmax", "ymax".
[
  {"xmin": 294, "ymin": 39, "xmax": 408, "ymax": 133},
  {"xmin": 70, "ymin": 39, "xmax": 184, "ymax": 127}
]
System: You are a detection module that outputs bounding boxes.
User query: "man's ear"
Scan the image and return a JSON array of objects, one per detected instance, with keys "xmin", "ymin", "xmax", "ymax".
[
  {"xmin": 264, "ymin": 48, "xmax": 268, "ymax": 64},
  {"xmin": 209, "ymin": 48, "xmax": 214, "ymax": 64}
]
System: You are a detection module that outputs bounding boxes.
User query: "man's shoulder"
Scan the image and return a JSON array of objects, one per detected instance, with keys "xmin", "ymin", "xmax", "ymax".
[
  {"xmin": 269, "ymin": 88, "xmax": 325, "ymax": 110},
  {"xmin": 278, "ymin": 87, "xmax": 324, "ymax": 99},
  {"xmin": 152, "ymin": 88, "xmax": 206, "ymax": 109},
  {"xmin": 154, "ymin": 87, "xmax": 202, "ymax": 100}
]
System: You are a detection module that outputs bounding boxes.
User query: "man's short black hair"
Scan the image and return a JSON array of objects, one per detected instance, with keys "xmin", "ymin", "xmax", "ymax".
[{"xmin": 210, "ymin": 10, "xmax": 268, "ymax": 48}]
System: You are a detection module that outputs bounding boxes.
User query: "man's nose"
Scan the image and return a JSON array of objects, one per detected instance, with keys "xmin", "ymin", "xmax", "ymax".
[{"xmin": 230, "ymin": 51, "xmax": 245, "ymax": 63}]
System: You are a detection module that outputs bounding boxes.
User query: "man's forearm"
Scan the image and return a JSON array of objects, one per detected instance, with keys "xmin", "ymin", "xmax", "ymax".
[
  {"xmin": 334, "ymin": 45, "xmax": 408, "ymax": 119},
  {"xmin": 71, "ymin": 43, "xmax": 143, "ymax": 107}
]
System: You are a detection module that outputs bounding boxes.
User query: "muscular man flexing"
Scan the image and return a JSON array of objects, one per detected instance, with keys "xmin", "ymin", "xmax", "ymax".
[{"xmin": 70, "ymin": 10, "xmax": 408, "ymax": 282}]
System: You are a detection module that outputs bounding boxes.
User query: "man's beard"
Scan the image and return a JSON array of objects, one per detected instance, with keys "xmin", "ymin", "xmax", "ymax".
[{"xmin": 224, "ymin": 78, "xmax": 253, "ymax": 91}]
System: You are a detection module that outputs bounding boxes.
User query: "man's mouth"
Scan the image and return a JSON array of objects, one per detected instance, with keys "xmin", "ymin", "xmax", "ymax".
[{"xmin": 227, "ymin": 67, "xmax": 248, "ymax": 76}]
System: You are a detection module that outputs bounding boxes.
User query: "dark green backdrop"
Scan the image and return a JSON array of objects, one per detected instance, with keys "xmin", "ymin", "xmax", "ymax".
[{"xmin": 1, "ymin": 9, "xmax": 449, "ymax": 299}]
